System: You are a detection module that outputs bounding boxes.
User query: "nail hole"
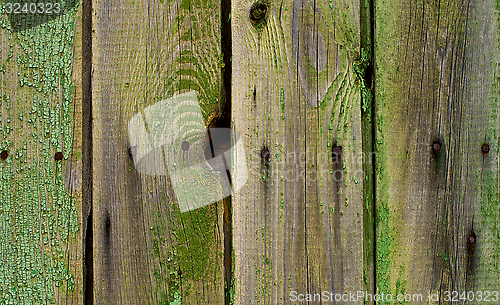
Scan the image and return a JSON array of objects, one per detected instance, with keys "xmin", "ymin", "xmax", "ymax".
[
  {"xmin": 432, "ymin": 142, "xmax": 441, "ymax": 152},
  {"xmin": 260, "ymin": 148, "xmax": 270, "ymax": 162},
  {"xmin": 481, "ymin": 143, "xmax": 490, "ymax": 154},
  {"xmin": 468, "ymin": 232, "xmax": 476, "ymax": 247},
  {"xmin": 0, "ymin": 151, "xmax": 8, "ymax": 160},
  {"xmin": 55, "ymin": 152, "xmax": 63, "ymax": 161},
  {"xmin": 105, "ymin": 213, "xmax": 111, "ymax": 232},
  {"xmin": 182, "ymin": 141, "xmax": 190, "ymax": 151},
  {"xmin": 364, "ymin": 64, "xmax": 374, "ymax": 89},
  {"xmin": 128, "ymin": 146, "xmax": 137, "ymax": 156},
  {"xmin": 250, "ymin": 2, "xmax": 267, "ymax": 23}
]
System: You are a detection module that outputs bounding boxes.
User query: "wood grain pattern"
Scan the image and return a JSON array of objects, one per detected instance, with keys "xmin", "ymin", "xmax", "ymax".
[
  {"xmin": 91, "ymin": 0, "xmax": 225, "ymax": 303},
  {"xmin": 375, "ymin": 0, "xmax": 500, "ymax": 301},
  {"xmin": 232, "ymin": 0, "xmax": 373, "ymax": 303},
  {"xmin": 0, "ymin": 1, "xmax": 83, "ymax": 303}
]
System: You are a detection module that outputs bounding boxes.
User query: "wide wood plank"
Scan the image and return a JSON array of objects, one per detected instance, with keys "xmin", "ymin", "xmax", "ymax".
[
  {"xmin": 232, "ymin": 0, "xmax": 372, "ymax": 303},
  {"xmin": 0, "ymin": 1, "xmax": 83, "ymax": 303},
  {"xmin": 91, "ymin": 0, "xmax": 226, "ymax": 303},
  {"xmin": 375, "ymin": 0, "xmax": 500, "ymax": 301}
]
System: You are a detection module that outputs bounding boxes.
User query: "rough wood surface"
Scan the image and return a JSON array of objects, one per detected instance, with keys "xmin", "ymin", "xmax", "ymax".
[
  {"xmin": 5, "ymin": 0, "xmax": 500, "ymax": 304},
  {"xmin": 375, "ymin": 0, "xmax": 500, "ymax": 301},
  {"xmin": 232, "ymin": 0, "xmax": 373, "ymax": 303},
  {"xmin": 91, "ymin": 0, "xmax": 226, "ymax": 303},
  {"xmin": 0, "ymin": 1, "xmax": 83, "ymax": 304}
]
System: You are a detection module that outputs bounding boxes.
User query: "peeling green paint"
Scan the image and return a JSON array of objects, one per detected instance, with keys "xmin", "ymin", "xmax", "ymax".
[{"xmin": 0, "ymin": 1, "xmax": 79, "ymax": 303}]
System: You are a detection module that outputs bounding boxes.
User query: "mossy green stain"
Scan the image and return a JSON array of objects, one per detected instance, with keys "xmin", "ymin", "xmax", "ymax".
[
  {"xmin": 154, "ymin": 194, "xmax": 221, "ymax": 303},
  {"xmin": 373, "ymin": 121, "xmax": 396, "ymax": 303},
  {"xmin": 393, "ymin": 266, "xmax": 408, "ymax": 304},
  {"xmin": 160, "ymin": 2, "xmax": 223, "ymax": 126},
  {"xmin": 478, "ymin": 161, "xmax": 500, "ymax": 290}
]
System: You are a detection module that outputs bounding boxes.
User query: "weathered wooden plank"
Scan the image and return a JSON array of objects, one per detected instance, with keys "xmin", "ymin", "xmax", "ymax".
[
  {"xmin": 0, "ymin": 1, "xmax": 83, "ymax": 303},
  {"xmin": 375, "ymin": 0, "xmax": 500, "ymax": 301},
  {"xmin": 92, "ymin": 0, "xmax": 226, "ymax": 303},
  {"xmin": 232, "ymin": 0, "xmax": 372, "ymax": 303}
]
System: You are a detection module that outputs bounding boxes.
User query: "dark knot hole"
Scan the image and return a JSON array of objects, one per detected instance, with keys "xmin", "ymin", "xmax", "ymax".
[{"xmin": 250, "ymin": 2, "xmax": 268, "ymax": 22}]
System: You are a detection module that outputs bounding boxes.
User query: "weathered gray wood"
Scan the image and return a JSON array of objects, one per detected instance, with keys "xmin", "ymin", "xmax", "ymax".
[
  {"xmin": 375, "ymin": 0, "xmax": 500, "ymax": 301},
  {"xmin": 0, "ymin": 2, "xmax": 83, "ymax": 304},
  {"xmin": 92, "ymin": 0, "xmax": 226, "ymax": 303},
  {"xmin": 232, "ymin": 0, "xmax": 372, "ymax": 303}
]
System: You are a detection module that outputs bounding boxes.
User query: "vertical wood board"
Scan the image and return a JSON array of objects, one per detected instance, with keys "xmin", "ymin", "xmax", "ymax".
[
  {"xmin": 375, "ymin": 0, "xmax": 500, "ymax": 301},
  {"xmin": 0, "ymin": 1, "xmax": 83, "ymax": 304},
  {"xmin": 92, "ymin": 0, "xmax": 226, "ymax": 303},
  {"xmin": 232, "ymin": 0, "xmax": 372, "ymax": 303}
]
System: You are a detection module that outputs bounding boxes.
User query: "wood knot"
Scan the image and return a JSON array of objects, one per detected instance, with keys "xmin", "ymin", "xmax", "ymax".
[
  {"xmin": 55, "ymin": 152, "xmax": 64, "ymax": 161},
  {"xmin": 250, "ymin": 2, "xmax": 267, "ymax": 23},
  {"xmin": 0, "ymin": 151, "xmax": 8, "ymax": 160},
  {"xmin": 481, "ymin": 143, "xmax": 490, "ymax": 155}
]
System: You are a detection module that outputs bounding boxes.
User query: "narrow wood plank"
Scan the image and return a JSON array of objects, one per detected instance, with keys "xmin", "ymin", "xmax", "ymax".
[
  {"xmin": 232, "ymin": 0, "xmax": 372, "ymax": 303},
  {"xmin": 375, "ymin": 0, "xmax": 500, "ymax": 301},
  {"xmin": 0, "ymin": 1, "xmax": 83, "ymax": 303},
  {"xmin": 92, "ymin": 0, "xmax": 226, "ymax": 303}
]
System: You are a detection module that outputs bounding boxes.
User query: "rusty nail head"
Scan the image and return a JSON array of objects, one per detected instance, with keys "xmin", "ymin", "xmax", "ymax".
[
  {"xmin": 261, "ymin": 148, "xmax": 270, "ymax": 161},
  {"xmin": 482, "ymin": 143, "xmax": 490, "ymax": 154},
  {"xmin": 432, "ymin": 142, "xmax": 441, "ymax": 152},
  {"xmin": 468, "ymin": 232, "xmax": 476, "ymax": 247},
  {"xmin": 0, "ymin": 151, "xmax": 7, "ymax": 160},
  {"xmin": 332, "ymin": 146, "xmax": 342, "ymax": 157},
  {"xmin": 182, "ymin": 141, "xmax": 190, "ymax": 151},
  {"xmin": 55, "ymin": 152, "xmax": 63, "ymax": 161}
]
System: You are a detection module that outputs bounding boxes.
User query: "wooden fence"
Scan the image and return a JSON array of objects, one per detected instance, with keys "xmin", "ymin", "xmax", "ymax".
[{"xmin": 1, "ymin": 0, "xmax": 499, "ymax": 303}]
